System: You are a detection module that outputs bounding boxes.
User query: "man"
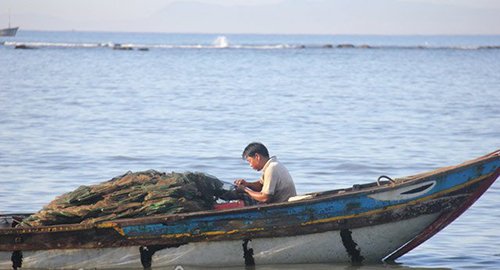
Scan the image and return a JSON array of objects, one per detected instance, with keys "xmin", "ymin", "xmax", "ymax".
[{"xmin": 234, "ymin": 142, "xmax": 296, "ymax": 204}]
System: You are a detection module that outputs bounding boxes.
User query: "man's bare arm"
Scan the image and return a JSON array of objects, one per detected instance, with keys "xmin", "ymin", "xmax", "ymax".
[
  {"xmin": 234, "ymin": 179, "xmax": 263, "ymax": 191},
  {"xmin": 241, "ymin": 187, "xmax": 271, "ymax": 203}
]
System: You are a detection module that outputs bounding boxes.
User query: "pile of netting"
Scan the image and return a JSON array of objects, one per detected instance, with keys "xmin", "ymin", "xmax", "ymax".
[{"xmin": 20, "ymin": 170, "xmax": 225, "ymax": 227}]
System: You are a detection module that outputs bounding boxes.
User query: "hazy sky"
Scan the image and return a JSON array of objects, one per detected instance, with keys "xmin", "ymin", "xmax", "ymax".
[{"xmin": 1, "ymin": 0, "xmax": 500, "ymax": 34}]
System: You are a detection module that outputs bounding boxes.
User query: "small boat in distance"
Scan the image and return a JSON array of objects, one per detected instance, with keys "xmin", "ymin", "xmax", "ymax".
[
  {"xmin": 0, "ymin": 11, "xmax": 18, "ymax": 37},
  {"xmin": 0, "ymin": 26, "xmax": 18, "ymax": 37}
]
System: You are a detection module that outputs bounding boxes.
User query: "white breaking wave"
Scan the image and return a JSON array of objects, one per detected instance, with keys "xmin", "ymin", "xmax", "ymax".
[
  {"xmin": 3, "ymin": 41, "xmax": 101, "ymax": 48},
  {"xmin": 2, "ymin": 41, "xmax": 499, "ymax": 51},
  {"xmin": 213, "ymin": 36, "xmax": 229, "ymax": 48}
]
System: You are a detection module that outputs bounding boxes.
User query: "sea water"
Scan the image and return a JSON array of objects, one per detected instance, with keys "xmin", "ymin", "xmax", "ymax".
[{"xmin": 1, "ymin": 31, "xmax": 499, "ymax": 269}]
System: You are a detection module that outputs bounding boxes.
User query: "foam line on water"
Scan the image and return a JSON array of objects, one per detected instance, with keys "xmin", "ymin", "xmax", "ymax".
[{"xmin": 2, "ymin": 41, "xmax": 499, "ymax": 50}]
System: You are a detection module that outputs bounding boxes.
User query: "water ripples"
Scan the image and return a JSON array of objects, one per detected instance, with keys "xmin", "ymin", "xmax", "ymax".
[{"xmin": 1, "ymin": 32, "xmax": 499, "ymax": 269}]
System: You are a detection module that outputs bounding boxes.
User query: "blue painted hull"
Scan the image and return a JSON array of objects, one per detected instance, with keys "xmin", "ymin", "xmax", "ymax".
[{"xmin": 0, "ymin": 150, "xmax": 498, "ymax": 268}]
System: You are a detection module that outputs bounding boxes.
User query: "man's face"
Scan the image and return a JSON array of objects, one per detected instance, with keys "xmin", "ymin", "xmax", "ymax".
[{"xmin": 246, "ymin": 154, "xmax": 264, "ymax": 171}]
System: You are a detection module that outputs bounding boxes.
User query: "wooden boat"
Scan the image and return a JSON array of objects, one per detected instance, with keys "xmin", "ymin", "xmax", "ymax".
[{"xmin": 1, "ymin": 150, "xmax": 499, "ymax": 269}]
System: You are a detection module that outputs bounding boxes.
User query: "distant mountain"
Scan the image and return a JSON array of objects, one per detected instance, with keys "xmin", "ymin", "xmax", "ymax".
[
  {"xmin": 147, "ymin": 1, "xmax": 302, "ymax": 34},
  {"xmin": 145, "ymin": 0, "xmax": 500, "ymax": 34},
  {"xmin": 2, "ymin": 0, "xmax": 499, "ymax": 34}
]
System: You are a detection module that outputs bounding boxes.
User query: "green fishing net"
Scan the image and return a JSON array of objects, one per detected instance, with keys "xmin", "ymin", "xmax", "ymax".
[{"xmin": 20, "ymin": 170, "xmax": 224, "ymax": 226}]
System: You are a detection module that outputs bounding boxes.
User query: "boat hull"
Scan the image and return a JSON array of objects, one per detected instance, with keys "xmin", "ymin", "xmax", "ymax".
[
  {"xmin": 0, "ymin": 213, "xmax": 440, "ymax": 269},
  {"xmin": 0, "ymin": 27, "xmax": 18, "ymax": 37}
]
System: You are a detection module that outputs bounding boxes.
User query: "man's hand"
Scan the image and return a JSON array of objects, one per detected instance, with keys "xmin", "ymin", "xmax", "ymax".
[
  {"xmin": 234, "ymin": 179, "xmax": 248, "ymax": 193},
  {"xmin": 234, "ymin": 179, "xmax": 248, "ymax": 186},
  {"xmin": 235, "ymin": 184, "xmax": 247, "ymax": 193}
]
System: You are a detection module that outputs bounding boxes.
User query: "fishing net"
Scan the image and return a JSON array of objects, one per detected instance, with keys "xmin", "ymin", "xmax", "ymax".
[{"xmin": 20, "ymin": 170, "xmax": 225, "ymax": 227}]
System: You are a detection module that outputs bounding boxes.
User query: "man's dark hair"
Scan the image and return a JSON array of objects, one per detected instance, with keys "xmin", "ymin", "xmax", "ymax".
[{"xmin": 242, "ymin": 142, "xmax": 269, "ymax": 159}]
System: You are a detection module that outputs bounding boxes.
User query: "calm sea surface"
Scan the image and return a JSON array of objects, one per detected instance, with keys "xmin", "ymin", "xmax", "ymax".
[{"xmin": 1, "ymin": 31, "xmax": 499, "ymax": 270}]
